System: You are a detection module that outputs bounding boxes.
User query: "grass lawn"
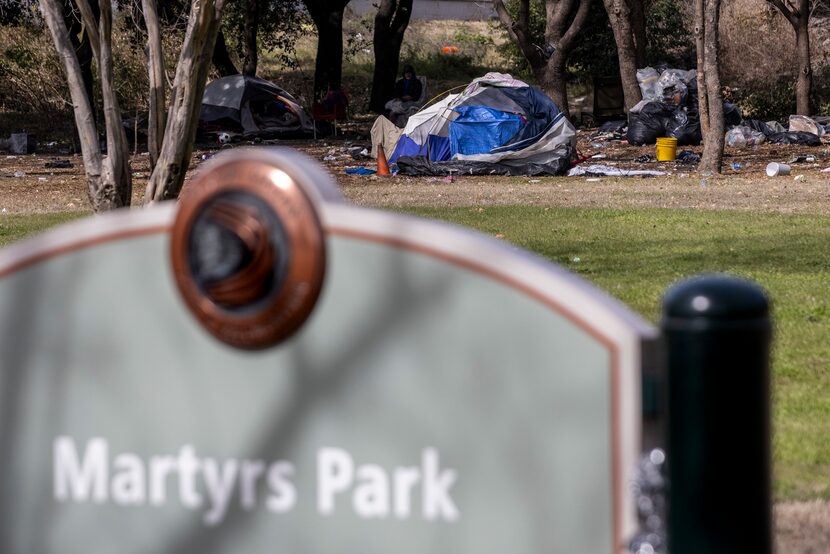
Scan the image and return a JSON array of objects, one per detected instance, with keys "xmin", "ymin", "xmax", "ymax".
[
  {"xmin": 400, "ymin": 206, "xmax": 830, "ymax": 502},
  {"xmin": 0, "ymin": 212, "xmax": 88, "ymax": 248},
  {"xmin": 3, "ymin": 206, "xmax": 829, "ymax": 501}
]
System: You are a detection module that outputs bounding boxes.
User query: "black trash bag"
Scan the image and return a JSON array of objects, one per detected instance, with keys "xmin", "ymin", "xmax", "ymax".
[
  {"xmin": 599, "ymin": 119, "xmax": 627, "ymax": 133},
  {"xmin": 627, "ymin": 102, "xmax": 674, "ymax": 145},
  {"xmin": 396, "ymin": 156, "xmax": 571, "ymax": 177},
  {"xmin": 767, "ymin": 131, "xmax": 821, "ymax": 146},
  {"xmin": 666, "ymin": 107, "xmax": 702, "ymax": 145},
  {"xmin": 742, "ymin": 119, "xmax": 775, "ymax": 137},
  {"xmin": 723, "ymin": 102, "xmax": 742, "ymax": 127}
]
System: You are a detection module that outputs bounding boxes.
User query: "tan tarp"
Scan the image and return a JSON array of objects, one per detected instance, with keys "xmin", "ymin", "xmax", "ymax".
[{"xmin": 370, "ymin": 115, "xmax": 404, "ymax": 160}]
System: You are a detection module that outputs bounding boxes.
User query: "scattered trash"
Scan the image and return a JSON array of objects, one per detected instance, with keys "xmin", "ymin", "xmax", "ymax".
[
  {"xmin": 636, "ymin": 154, "xmax": 656, "ymax": 163},
  {"xmin": 344, "ymin": 167, "xmax": 376, "ymax": 175},
  {"xmin": 572, "ymin": 257, "xmax": 581, "ymax": 263},
  {"xmin": 44, "ymin": 159, "xmax": 72, "ymax": 169},
  {"xmin": 528, "ymin": 179, "xmax": 541, "ymax": 183},
  {"xmin": 789, "ymin": 115, "xmax": 825, "ymax": 137},
  {"xmin": 1, "ymin": 208, "xmax": 6, "ymax": 213},
  {"xmin": 699, "ymin": 179, "xmax": 709, "ymax": 186},
  {"xmin": 788, "ymin": 155, "xmax": 816, "ymax": 164},
  {"xmin": 568, "ymin": 164, "xmax": 666, "ymax": 177},
  {"xmin": 767, "ymin": 132, "xmax": 821, "ymax": 146},
  {"xmin": 794, "ymin": 174, "xmax": 805, "ymax": 181},
  {"xmin": 676, "ymin": 150, "xmax": 700, "ymax": 164},
  {"xmin": 346, "ymin": 145, "xmax": 371, "ymax": 160},
  {"xmin": 5, "ymin": 155, "xmax": 17, "ymax": 159},
  {"xmin": 13, "ymin": 171, "xmax": 25, "ymax": 177},
  {"xmin": 731, "ymin": 163, "xmax": 742, "ymax": 170},
  {"xmin": 592, "ymin": 143, "xmax": 607, "ymax": 148},
  {"xmin": 586, "ymin": 178, "xmax": 602, "ymax": 182},
  {"xmin": 442, "ymin": 175, "xmax": 456, "ymax": 183},
  {"xmin": 38, "ymin": 177, "xmax": 47, "ymax": 181},
  {"xmin": 322, "ymin": 155, "xmax": 337, "ymax": 162},
  {"xmin": 591, "ymin": 153, "xmax": 607, "ymax": 159},
  {"xmin": 726, "ymin": 126, "xmax": 766, "ymax": 148},
  {"xmin": 821, "ymin": 167, "xmax": 830, "ymax": 173},
  {"xmin": 198, "ymin": 153, "xmax": 214, "ymax": 161},
  {"xmin": 766, "ymin": 162, "xmax": 791, "ymax": 177}
]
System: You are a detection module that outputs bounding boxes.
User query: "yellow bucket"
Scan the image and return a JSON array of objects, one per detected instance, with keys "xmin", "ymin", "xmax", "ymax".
[{"xmin": 656, "ymin": 137, "xmax": 678, "ymax": 161}]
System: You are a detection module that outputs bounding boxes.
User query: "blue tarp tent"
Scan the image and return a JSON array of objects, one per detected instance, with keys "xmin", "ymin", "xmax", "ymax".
[{"xmin": 389, "ymin": 73, "xmax": 576, "ymax": 175}]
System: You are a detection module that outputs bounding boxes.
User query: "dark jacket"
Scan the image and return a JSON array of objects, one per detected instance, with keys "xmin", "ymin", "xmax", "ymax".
[{"xmin": 394, "ymin": 65, "xmax": 422, "ymax": 102}]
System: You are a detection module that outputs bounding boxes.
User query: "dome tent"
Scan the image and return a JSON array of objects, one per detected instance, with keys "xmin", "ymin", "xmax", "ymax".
[
  {"xmin": 391, "ymin": 73, "xmax": 576, "ymax": 176},
  {"xmin": 199, "ymin": 75, "xmax": 314, "ymax": 138}
]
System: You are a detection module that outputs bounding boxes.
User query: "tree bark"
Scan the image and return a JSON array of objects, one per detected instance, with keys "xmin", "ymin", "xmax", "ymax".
[
  {"xmin": 694, "ymin": 0, "xmax": 709, "ymax": 137},
  {"xmin": 242, "ymin": 0, "xmax": 258, "ymax": 76},
  {"xmin": 304, "ymin": 0, "xmax": 350, "ymax": 100},
  {"xmin": 143, "ymin": 0, "xmax": 166, "ymax": 171},
  {"xmin": 63, "ymin": 1, "xmax": 96, "ymax": 123},
  {"xmin": 145, "ymin": 0, "xmax": 226, "ymax": 202},
  {"xmin": 212, "ymin": 30, "xmax": 239, "ymax": 76},
  {"xmin": 369, "ymin": 0, "xmax": 413, "ymax": 113},
  {"xmin": 768, "ymin": 0, "xmax": 812, "ymax": 115},
  {"xmin": 89, "ymin": 0, "xmax": 132, "ymax": 207},
  {"xmin": 42, "ymin": 0, "xmax": 131, "ymax": 211},
  {"xmin": 493, "ymin": 0, "xmax": 591, "ymax": 120},
  {"xmin": 795, "ymin": 9, "xmax": 812, "ymax": 115},
  {"xmin": 700, "ymin": 0, "xmax": 723, "ymax": 175},
  {"xmin": 627, "ymin": 0, "xmax": 646, "ymax": 68},
  {"xmin": 603, "ymin": 0, "xmax": 642, "ymax": 111}
]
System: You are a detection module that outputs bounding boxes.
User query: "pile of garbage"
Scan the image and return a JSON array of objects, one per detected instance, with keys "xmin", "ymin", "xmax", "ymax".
[
  {"xmin": 626, "ymin": 66, "xmax": 830, "ymax": 148},
  {"xmin": 725, "ymin": 115, "xmax": 825, "ymax": 147},
  {"xmin": 627, "ymin": 67, "xmax": 741, "ymax": 146}
]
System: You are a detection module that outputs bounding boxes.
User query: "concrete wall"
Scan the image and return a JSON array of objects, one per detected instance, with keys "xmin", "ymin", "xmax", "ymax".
[{"xmin": 347, "ymin": 0, "xmax": 495, "ymax": 21}]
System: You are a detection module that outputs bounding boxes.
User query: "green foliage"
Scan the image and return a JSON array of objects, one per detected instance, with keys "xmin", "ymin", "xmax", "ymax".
[
  {"xmin": 493, "ymin": 0, "xmax": 544, "ymax": 80},
  {"xmin": 221, "ymin": 0, "xmax": 311, "ymax": 69},
  {"xmin": 497, "ymin": 0, "xmax": 694, "ymax": 84},
  {"xmin": 399, "ymin": 205, "xmax": 830, "ymax": 501},
  {"xmin": 400, "ymin": 48, "xmax": 482, "ymax": 82},
  {"xmin": 730, "ymin": 80, "xmax": 796, "ymax": 120},
  {"xmin": 644, "ymin": 0, "xmax": 693, "ymax": 68},
  {"xmin": 569, "ymin": 1, "xmax": 619, "ymax": 81}
]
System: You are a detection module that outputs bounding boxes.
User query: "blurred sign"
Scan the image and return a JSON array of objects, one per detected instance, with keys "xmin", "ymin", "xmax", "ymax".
[{"xmin": 0, "ymin": 149, "xmax": 655, "ymax": 553}]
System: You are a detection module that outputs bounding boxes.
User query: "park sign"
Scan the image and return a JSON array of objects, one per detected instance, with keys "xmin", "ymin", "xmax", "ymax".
[{"xmin": 0, "ymin": 148, "xmax": 656, "ymax": 553}]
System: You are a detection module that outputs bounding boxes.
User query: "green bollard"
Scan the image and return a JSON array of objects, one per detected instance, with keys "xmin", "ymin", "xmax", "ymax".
[{"xmin": 662, "ymin": 274, "xmax": 772, "ymax": 554}]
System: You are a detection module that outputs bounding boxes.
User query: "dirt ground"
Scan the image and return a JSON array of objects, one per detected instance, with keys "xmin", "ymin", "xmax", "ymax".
[
  {"xmin": 2, "ymin": 131, "xmax": 830, "ymax": 214},
  {"xmin": 1, "ymin": 131, "xmax": 829, "ymax": 550}
]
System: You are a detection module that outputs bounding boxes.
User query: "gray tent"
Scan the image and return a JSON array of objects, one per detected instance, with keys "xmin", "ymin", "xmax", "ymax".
[{"xmin": 199, "ymin": 75, "xmax": 314, "ymax": 137}]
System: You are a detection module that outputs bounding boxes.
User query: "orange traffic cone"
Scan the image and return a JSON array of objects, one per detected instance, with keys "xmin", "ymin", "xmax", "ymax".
[{"xmin": 377, "ymin": 144, "xmax": 391, "ymax": 176}]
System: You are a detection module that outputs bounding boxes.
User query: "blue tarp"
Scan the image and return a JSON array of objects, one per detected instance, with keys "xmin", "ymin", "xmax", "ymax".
[
  {"xmin": 390, "ymin": 134, "xmax": 451, "ymax": 163},
  {"xmin": 449, "ymin": 106, "xmax": 524, "ymax": 156}
]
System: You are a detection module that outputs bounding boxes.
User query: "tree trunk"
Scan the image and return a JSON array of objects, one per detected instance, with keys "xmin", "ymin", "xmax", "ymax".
[
  {"xmin": 369, "ymin": 0, "xmax": 413, "ymax": 113},
  {"xmin": 92, "ymin": 0, "xmax": 132, "ymax": 207},
  {"xmin": 767, "ymin": 0, "xmax": 812, "ymax": 116},
  {"xmin": 795, "ymin": 13, "xmax": 811, "ymax": 115},
  {"xmin": 603, "ymin": 0, "xmax": 642, "ymax": 110},
  {"xmin": 542, "ymin": 50, "xmax": 570, "ymax": 119},
  {"xmin": 146, "ymin": 0, "xmax": 226, "ymax": 202},
  {"xmin": 242, "ymin": 0, "xmax": 258, "ymax": 76},
  {"xmin": 700, "ymin": 0, "xmax": 723, "ymax": 175},
  {"xmin": 212, "ymin": 30, "xmax": 239, "ymax": 76},
  {"xmin": 143, "ymin": 0, "xmax": 166, "ymax": 171},
  {"xmin": 304, "ymin": 0, "xmax": 350, "ymax": 100},
  {"xmin": 63, "ymin": 2, "xmax": 96, "ymax": 124},
  {"xmin": 42, "ymin": 0, "xmax": 132, "ymax": 211},
  {"xmin": 628, "ymin": 0, "xmax": 646, "ymax": 68},
  {"xmin": 694, "ymin": 0, "xmax": 709, "ymax": 137}
]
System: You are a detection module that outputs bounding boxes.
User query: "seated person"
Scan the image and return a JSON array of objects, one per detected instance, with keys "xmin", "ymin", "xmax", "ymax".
[{"xmin": 384, "ymin": 64, "xmax": 423, "ymax": 127}]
